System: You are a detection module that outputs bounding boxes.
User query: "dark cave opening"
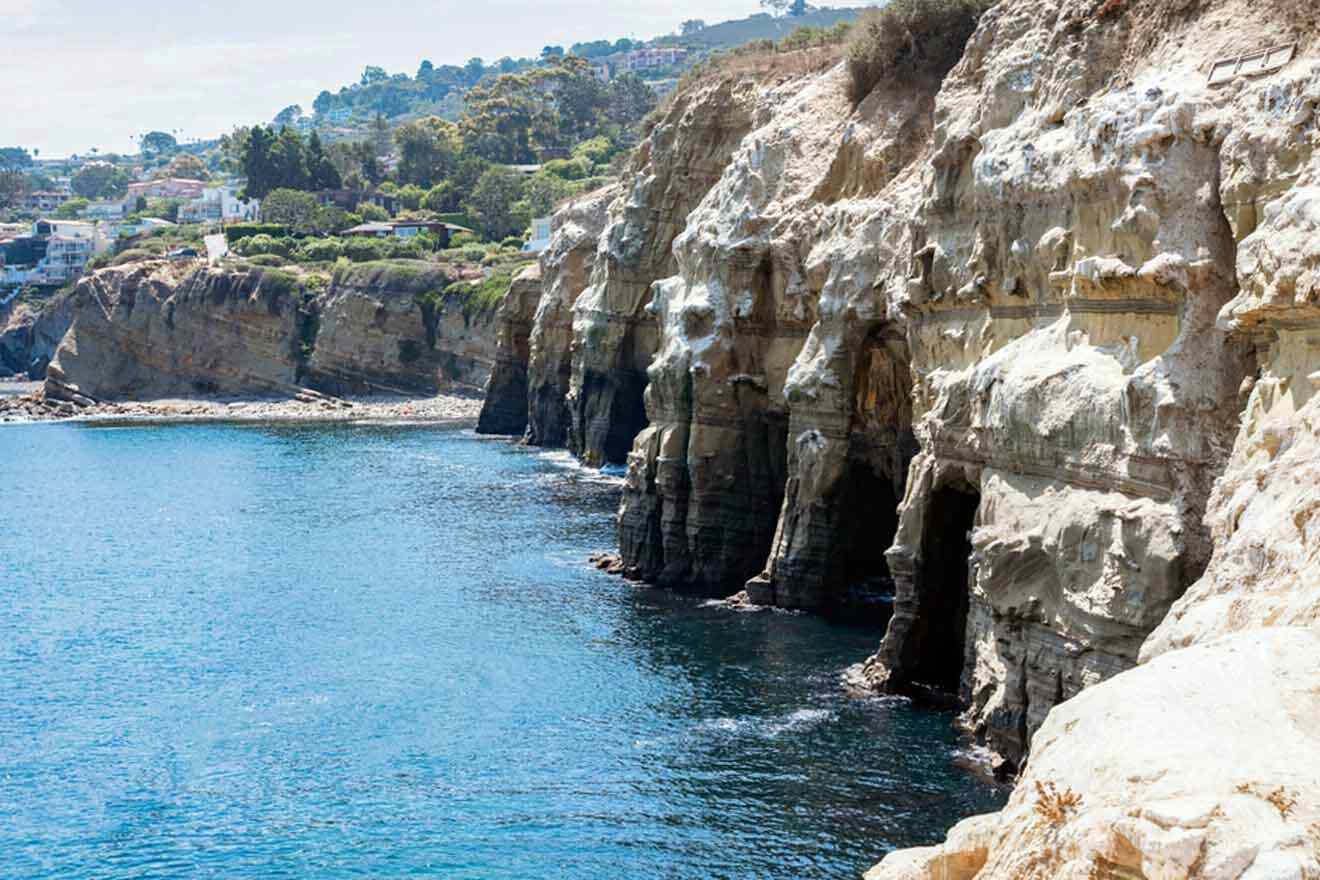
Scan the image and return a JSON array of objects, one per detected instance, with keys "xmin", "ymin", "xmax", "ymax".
[
  {"xmin": 832, "ymin": 458, "xmax": 902, "ymax": 626},
  {"xmin": 909, "ymin": 485, "xmax": 979, "ymax": 694}
]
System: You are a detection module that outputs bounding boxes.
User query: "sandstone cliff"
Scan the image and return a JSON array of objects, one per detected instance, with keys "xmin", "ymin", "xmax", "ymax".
[
  {"xmin": 476, "ymin": 262, "xmax": 543, "ymax": 436},
  {"xmin": 1, "ymin": 290, "xmax": 76, "ymax": 380},
  {"xmin": 561, "ymin": 79, "xmax": 764, "ymax": 465},
  {"xmin": 478, "ymin": 0, "xmax": 1319, "ymax": 872},
  {"xmin": 44, "ymin": 259, "xmax": 502, "ymax": 403}
]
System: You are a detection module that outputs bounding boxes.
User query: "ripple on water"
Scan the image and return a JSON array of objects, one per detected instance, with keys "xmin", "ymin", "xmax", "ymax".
[{"xmin": 0, "ymin": 421, "xmax": 1006, "ymax": 880}]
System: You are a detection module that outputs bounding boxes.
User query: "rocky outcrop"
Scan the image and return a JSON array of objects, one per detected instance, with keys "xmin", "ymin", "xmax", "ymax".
[
  {"xmin": 864, "ymin": 0, "xmax": 1320, "ymax": 875},
  {"xmin": 45, "ymin": 259, "xmax": 504, "ymax": 403},
  {"xmin": 46, "ymin": 261, "xmax": 308, "ymax": 401},
  {"xmin": 564, "ymin": 78, "xmax": 763, "ymax": 466},
  {"xmin": 618, "ymin": 62, "xmax": 936, "ymax": 597},
  {"xmin": 1, "ymin": 291, "xmax": 76, "ymax": 379},
  {"xmin": 306, "ymin": 260, "xmax": 501, "ymax": 396},
  {"xmin": 476, "ymin": 262, "xmax": 542, "ymax": 435},
  {"xmin": 523, "ymin": 186, "xmax": 615, "ymax": 446}
]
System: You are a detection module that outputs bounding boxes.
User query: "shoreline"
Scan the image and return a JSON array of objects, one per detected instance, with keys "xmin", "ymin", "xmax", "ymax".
[{"xmin": 0, "ymin": 384, "xmax": 485, "ymax": 427}]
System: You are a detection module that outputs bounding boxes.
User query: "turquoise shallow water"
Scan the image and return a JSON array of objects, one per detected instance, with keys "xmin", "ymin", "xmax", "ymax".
[{"xmin": 0, "ymin": 421, "xmax": 1004, "ymax": 879}]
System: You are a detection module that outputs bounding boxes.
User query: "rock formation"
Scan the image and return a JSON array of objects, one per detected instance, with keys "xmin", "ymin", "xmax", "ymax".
[
  {"xmin": 500, "ymin": 185, "xmax": 615, "ymax": 446},
  {"xmin": 44, "ymin": 259, "xmax": 503, "ymax": 403},
  {"xmin": 306, "ymin": 260, "xmax": 498, "ymax": 396},
  {"xmin": 563, "ymin": 78, "xmax": 763, "ymax": 465},
  {"xmin": 476, "ymin": 262, "xmax": 542, "ymax": 436},
  {"xmin": 1, "ymin": 291, "xmax": 76, "ymax": 379},
  {"xmin": 478, "ymin": 0, "xmax": 1319, "ymax": 870}
]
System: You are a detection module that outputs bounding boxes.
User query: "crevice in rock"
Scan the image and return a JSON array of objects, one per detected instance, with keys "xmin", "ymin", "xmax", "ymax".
[{"xmin": 908, "ymin": 484, "xmax": 979, "ymax": 694}]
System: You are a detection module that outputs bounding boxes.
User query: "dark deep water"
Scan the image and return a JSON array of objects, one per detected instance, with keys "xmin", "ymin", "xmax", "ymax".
[{"xmin": 0, "ymin": 421, "xmax": 1004, "ymax": 879}]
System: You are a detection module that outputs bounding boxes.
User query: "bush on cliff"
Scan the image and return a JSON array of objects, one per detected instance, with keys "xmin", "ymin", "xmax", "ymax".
[
  {"xmin": 235, "ymin": 234, "xmax": 293, "ymax": 258},
  {"xmin": 845, "ymin": 0, "xmax": 991, "ymax": 103},
  {"xmin": 297, "ymin": 238, "xmax": 345, "ymax": 262}
]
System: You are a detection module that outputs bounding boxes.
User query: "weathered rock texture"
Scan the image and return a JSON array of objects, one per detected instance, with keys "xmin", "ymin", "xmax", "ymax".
[
  {"xmin": 476, "ymin": 262, "xmax": 542, "ymax": 435},
  {"xmin": 863, "ymin": 0, "xmax": 1320, "ymax": 876},
  {"xmin": 523, "ymin": 186, "xmax": 615, "ymax": 447},
  {"xmin": 564, "ymin": 79, "xmax": 763, "ymax": 465},
  {"xmin": 0, "ymin": 291, "xmax": 76, "ymax": 379},
  {"xmin": 306, "ymin": 261, "xmax": 500, "ymax": 396},
  {"xmin": 45, "ymin": 259, "xmax": 502, "ymax": 402}
]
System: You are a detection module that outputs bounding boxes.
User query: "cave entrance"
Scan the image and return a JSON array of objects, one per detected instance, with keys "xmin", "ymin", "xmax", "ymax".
[
  {"xmin": 909, "ymin": 484, "xmax": 979, "ymax": 694},
  {"xmin": 832, "ymin": 458, "xmax": 901, "ymax": 626}
]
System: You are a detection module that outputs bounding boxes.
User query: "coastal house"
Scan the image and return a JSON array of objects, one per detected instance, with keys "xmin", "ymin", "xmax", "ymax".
[
  {"xmin": 22, "ymin": 191, "xmax": 70, "ymax": 214},
  {"xmin": 123, "ymin": 178, "xmax": 207, "ymax": 209},
  {"xmin": 0, "ymin": 219, "xmax": 111, "ymax": 287},
  {"xmin": 80, "ymin": 201, "xmax": 126, "ymax": 221},
  {"xmin": 523, "ymin": 216, "xmax": 552, "ymax": 254},
  {"xmin": 339, "ymin": 220, "xmax": 469, "ymax": 248},
  {"xmin": 177, "ymin": 186, "xmax": 260, "ymax": 224}
]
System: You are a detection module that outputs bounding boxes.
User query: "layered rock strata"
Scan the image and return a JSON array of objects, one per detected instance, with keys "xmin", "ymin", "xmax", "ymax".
[
  {"xmin": 563, "ymin": 78, "xmax": 763, "ymax": 465},
  {"xmin": 45, "ymin": 259, "xmax": 502, "ymax": 403},
  {"xmin": 476, "ymin": 263, "xmax": 542, "ymax": 436},
  {"xmin": 522, "ymin": 186, "xmax": 616, "ymax": 446},
  {"xmin": 306, "ymin": 260, "xmax": 500, "ymax": 396},
  {"xmin": 865, "ymin": 0, "xmax": 1320, "ymax": 875}
]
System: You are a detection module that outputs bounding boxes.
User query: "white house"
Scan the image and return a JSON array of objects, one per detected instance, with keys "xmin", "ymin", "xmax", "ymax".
[
  {"xmin": 0, "ymin": 219, "xmax": 112, "ymax": 287},
  {"xmin": 80, "ymin": 201, "xmax": 125, "ymax": 221},
  {"xmin": 523, "ymin": 216, "xmax": 553, "ymax": 253},
  {"xmin": 177, "ymin": 185, "xmax": 260, "ymax": 225}
]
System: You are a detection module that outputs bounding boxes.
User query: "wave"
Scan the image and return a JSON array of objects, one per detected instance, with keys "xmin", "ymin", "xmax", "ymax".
[{"xmin": 697, "ymin": 707, "xmax": 834, "ymax": 739}]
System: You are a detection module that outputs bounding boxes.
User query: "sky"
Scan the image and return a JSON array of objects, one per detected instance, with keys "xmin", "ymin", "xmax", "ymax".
[{"xmin": 1, "ymin": 0, "xmax": 872, "ymax": 158}]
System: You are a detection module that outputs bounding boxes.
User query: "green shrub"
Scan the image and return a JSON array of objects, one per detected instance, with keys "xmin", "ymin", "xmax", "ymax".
[
  {"xmin": 450, "ymin": 231, "xmax": 481, "ymax": 248},
  {"xmin": 500, "ymin": 235, "xmax": 524, "ymax": 249},
  {"xmin": 246, "ymin": 254, "xmax": 287, "ymax": 267},
  {"xmin": 359, "ymin": 202, "xmax": 390, "ymax": 222},
  {"xmin": 235, "ymin": 234, "xmax": 294, "ymax": 258},
  {"xmin": 845, "ymin": 0, "xmax": 991, "ymax": 104},
  {"xmin": 343, "ymin": 237, "xmax": 387, "ymax": 262},
  {"xmin": 461, "ymin": 246, "xmax": 486, "ymax": 263},
  {"xmin": 571, "ymin": 136, "xmax": 615, "ymax": 166},
  {"xmin": 297, "ymin": 238, "xmax": 345, "ymax": 262},
  {"xmin": 542, "ymin": 157, "xmax": 592, "ymax": 181},
  {"xmin": 111, "ymin": 249, "xmax": 156, "ymax": 266},
  {"xmin": 384, "ymin": 238, "xmax": 424, "ymax": 259},
  {"xmin": 449, "ymin": 270, "xmax": 512, "ymax": 317},
  {"xmin": 224, "ymin": 223, "xmax": 289, "ymax": 245}
]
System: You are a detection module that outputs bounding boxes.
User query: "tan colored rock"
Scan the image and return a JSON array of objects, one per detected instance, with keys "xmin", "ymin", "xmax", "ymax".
[
  {"xmin": 476, "ymin": 262, "xmax": 543, "ymax": 436},
  {"xmin": 566, "ymin": 76, "xmax": 762, "ymax": 466},
  {"xmin": 524, "ymin": 185, "xmax": 617, "ymax": 447},
  {"xmin": 306, "ymin": 259, "xmax": 502, "ymax": 396}
]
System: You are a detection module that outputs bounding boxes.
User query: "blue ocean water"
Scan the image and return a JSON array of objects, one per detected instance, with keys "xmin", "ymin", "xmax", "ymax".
[{"xmin": 0, "ymin": 421, "xmax": 1003, "ymax": 879}]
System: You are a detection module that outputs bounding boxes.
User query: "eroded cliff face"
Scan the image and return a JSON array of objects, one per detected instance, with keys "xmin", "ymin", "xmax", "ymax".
[
  {"xmin": 46, "ymin": 262, "xmax": 308, "ymax": 401},
  {"xmin": 618, "ymin": 63, "xmax": 939, "ymax": 596},
  {"xmin": 306, "ymin": 261, "xmax": 499, "ymax": 397},
  {"xmin": 523, "ymin": 186, "xmax": 616, "ymax": 447},
  {"xmin": 0, "ymin": 292, "xmax": 75, "ymax": 380},
  {"xmin": 45, "ymin": 259, "xmax": 501, "ymax": 403},
  {"xmin": 865, "ymin": 0, "xmax": 1320, "ymax": 876},
  {"xmin": 564, "ymin": 79, "xmax": 763, "ymax": 466},
  {"xmin": 476, "ymin": 263, "xmax": 543, "ymax": 436}
]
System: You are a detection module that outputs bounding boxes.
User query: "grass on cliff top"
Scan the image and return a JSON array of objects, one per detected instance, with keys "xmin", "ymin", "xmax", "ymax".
[
  {"xmin": 845, "ymin": 0, "xmax": 993, "ymax": 103},
  {"xmin": 446, "ymin": 270, "xmax": 513, "ymax": 318},
  {"xmin": 331, "ymin": 259, "xmax": 447, "ymax": 292}
]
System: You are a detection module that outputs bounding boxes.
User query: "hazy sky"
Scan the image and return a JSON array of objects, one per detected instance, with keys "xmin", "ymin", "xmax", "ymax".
[{"xmin": 2, "ymin": 0, "xmax": 872, "ymax": 157}]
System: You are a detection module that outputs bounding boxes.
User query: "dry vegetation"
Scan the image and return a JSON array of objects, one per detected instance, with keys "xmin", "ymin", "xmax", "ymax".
[
  {"xmin": 1033, "ymin": 780, "xmax": 1084, "ymax": 826},
  {"xmin": 1236, "ymin": 783, "xmax": 1298, "ymax": 819},
  {"xmin": 845, "ymin": 0, "xmax": 994, "ymax": 103}
]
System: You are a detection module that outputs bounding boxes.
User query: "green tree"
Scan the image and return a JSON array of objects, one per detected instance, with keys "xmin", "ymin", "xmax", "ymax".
[
  {"xmin": 71, "ymin": 163, "xmax": 133, "ymax": 199},
  {"xmin": 462, "ymin": 165, "xmax": 528, "ymax": 240},
  {"xmin": 53, "ymin": 197, "xmax": 90, "ymax": 219},
  {"xmin": 358, "ymin": 201, "xmax": 390, "ymax": 221},
  {"xmin": 260, "ymin": 188, "xmax": 320, "ymax": 232},
  {"xmin": 680, "ymin": 19, "xmax": 706, "ymax": 34},
  {"xmin": 313, "ymin": 91, "xmax": 335, "ymax": 115},
  {"xmin": 307, "ymin": 132, "xmax": 342, "ymax": 190},
  {"xmin": 606, "ymin": 73, "xmax": 657, "ymax": 127},
  {"xmin": 140, "ymin": 131, "xmax": 178, "ymax": 157},
  {"xmin": 394, "ymin": 116, "xmax": 462, "ymax": 188},
  {"xmin": 371, "ymin": 112, "xmax": 392, "ymax": 158},
  {"xmin": 360, "ymin": 66, "xmax": 388, "ymax": 86},
  {"xmin": 274, "ymin": 104, "xmax": 303, "ymax": 127},
  {"xmin": 164, "ymin": 153, "xmax": 207, "ymax": 180},
  {"xmin": 520, "ymin": 172, "xmax": 577, "ymax": 218},
  {"xmin": 0, "ymin": 147, "xmax": 33, "ymax": 169},
  {"xmin": 464, "ymin": 58, "xmax": 485, "ymax": 84},
  {"xmin": 421, "ymin": 181, "xmax": 460, "ymax": 213}
]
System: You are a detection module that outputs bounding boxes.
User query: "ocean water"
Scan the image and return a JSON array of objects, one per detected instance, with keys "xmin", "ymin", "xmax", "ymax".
[{"xmin": 0, "ymin": 421, "xmax": 1004, "ymax": 879}]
